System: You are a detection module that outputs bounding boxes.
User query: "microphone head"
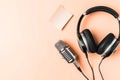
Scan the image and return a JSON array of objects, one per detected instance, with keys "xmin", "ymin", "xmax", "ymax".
[
  {"xmin": 55, "ymin": 40, "xmax": 67, "ymax": 51},
  {"xmin": 55, "ymin": 40, "xmax": 76, "ymax": 63}
]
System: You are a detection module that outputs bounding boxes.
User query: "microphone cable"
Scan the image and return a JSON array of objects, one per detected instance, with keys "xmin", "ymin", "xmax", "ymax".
[
  {"xmin": 73, "ymin": 61, "xmax": 89, "ymax": 80},
  {"xmin": 98, "ymin": 57, "xmax": 105, "ymax": 80}
]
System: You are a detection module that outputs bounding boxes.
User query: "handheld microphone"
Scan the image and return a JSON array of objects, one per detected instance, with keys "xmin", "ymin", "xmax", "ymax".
[
  {"xmin": 55, "ymin": 40, "xmax": 89, "ymax": 80},
  {"xmin": 55, "ymin": 40, "xmax": 76, "ymax": 63}
]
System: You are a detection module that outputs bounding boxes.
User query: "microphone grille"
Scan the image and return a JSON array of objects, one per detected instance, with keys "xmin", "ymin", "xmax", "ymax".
[{"xmin": 55, "ymin": 40, "xmax": 77, "ymax": 63}]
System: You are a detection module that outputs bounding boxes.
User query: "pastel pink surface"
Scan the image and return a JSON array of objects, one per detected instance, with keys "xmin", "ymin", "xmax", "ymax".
[{"xmin": 0, "ymin": 0, "xmax": 120, "ymax": 80}]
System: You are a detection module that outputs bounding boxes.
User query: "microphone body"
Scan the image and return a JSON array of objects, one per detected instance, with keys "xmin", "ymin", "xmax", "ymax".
[{"xmin": 55, "ymin": 40, "xmax": 76, "ymax": 63}]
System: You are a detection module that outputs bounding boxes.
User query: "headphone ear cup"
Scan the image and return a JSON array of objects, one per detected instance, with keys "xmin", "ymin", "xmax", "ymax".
[
  {"xmin": 97, "ymin": 33, "xmax": 116, "ymax": 55},
  {"xmin": 77, "ymin": 34, "xmax": 87, "ymax": 53},
  {"xmin": 81, "ymin": 29, "xmax": 97, "ymax": 53},
  {"xmin": 104, "ymin": 40, "xmax": 119, "ymax": 57}
]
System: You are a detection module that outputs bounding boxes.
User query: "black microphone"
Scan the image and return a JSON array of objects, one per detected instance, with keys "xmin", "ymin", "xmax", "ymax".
[{"xmin": 55, "ymin": 40, "xmax": 76, "ymax": 63}]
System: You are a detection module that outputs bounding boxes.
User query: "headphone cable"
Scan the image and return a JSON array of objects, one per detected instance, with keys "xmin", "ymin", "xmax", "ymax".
[
  {"xmin": 85, "ymin": 52, "xmax": 95, "ymax": 80},
  {"xmin": 98, "ymin": 57, "xmax": 105, "ymax": 80}
]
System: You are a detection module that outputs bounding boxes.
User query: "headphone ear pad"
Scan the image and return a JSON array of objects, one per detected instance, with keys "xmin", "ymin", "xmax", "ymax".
[
  {"xmin": 81, "ymin": 29, "xmax": 97, "ymax": 52},
  {"xmin": 97, "ymin": 33, "xmax": 115, "ymax": 54}
]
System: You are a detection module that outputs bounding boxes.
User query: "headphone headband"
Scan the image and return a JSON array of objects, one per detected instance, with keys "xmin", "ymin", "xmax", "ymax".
[
  {"xmin": 86, "ymin": 6, "xmax": 119, "ymax": 18},
  {"xmin": 77, "ymin": 6, "xmax": 120, "ymax": 41}
]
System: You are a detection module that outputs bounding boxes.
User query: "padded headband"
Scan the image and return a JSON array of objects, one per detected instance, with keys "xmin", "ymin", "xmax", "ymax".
[
  {"xmin": 86, "ymin": 6, "xmax": 119, "ymax": 18},
  {"xmin": 77, "ymin": 6, "xmax": 120, "ymax": 41}
]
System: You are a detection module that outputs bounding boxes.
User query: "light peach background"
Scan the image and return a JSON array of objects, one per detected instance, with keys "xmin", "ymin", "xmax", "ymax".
[{"xmin": 0, "ymin": 0, "xmax": 120, "ymax": 80}]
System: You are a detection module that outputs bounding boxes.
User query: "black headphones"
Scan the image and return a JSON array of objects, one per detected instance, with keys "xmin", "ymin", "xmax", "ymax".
[{"xmin": 77, "ymin": 6, "xmax": 120, "ymax": 58}]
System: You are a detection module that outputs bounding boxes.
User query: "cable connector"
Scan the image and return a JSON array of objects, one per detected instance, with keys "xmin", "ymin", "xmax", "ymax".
[{"xmin": 73, "ymin": 61, "xmax": 89, "ymax": 80}]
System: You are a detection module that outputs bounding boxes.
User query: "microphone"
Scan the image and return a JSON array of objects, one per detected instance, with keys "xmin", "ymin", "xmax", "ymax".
[
  {"xmin": 55, "ymin": 40, "xmax": 76, "ymax": 63},
  {"xmin": 55, "ymin": 40, "xmax": 89, "ymax": 80}
]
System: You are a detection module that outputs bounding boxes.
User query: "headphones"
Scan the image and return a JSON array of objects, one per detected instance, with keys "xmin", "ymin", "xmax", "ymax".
[{"xmin": 77, "ymin": 6, "xmax": 120, "ymax": 58}]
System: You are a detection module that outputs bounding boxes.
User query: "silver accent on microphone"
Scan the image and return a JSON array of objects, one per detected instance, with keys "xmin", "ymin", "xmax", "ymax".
[{"xmin": 55, "ymin": 40, "xmax": 76, "ymax": 63}]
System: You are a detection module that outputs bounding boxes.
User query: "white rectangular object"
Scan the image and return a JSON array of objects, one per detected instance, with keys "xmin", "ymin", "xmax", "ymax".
[{"xmin": 50, "ymin": 5, "xmax": 73, "ymax": 31}]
